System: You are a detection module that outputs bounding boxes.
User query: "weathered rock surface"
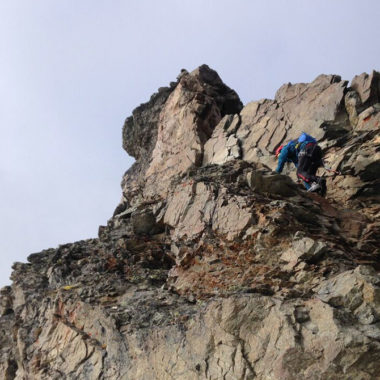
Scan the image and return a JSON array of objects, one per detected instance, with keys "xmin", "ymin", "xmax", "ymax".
[
  {"xmin": 121, "ymin": 64, "xmax": 242, "ymax": 207},
  {"xmin": 351, "ymin": 70, "xmax": 380, "ymax": 108},
  {"xmin": 1, "ymin": 66, "xmax": 380, "ymax": 379}
]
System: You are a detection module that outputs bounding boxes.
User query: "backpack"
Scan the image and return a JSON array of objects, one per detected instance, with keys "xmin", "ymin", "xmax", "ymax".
[
  {"xmin": 298, "ymin": 142, "xmax": 323, "ymax": 173},
  {"xmin": 304, "ymin": 142, "xmax": 322, "ymax": 161}
]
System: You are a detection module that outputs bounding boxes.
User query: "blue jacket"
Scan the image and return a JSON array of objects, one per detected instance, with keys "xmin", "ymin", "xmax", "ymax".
[{"xmin": 276, "ymin": 140, "xmax": 299, "ymax": 173}]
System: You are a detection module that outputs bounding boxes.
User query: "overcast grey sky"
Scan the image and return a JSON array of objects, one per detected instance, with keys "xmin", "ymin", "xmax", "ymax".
[{"xmin": 0, "ymin": 0, "xmax": 379, "ymax": 287}]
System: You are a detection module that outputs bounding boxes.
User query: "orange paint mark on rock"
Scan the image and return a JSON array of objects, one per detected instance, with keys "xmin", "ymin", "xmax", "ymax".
[{"xmin": 363, "ymin": 115, "xmax": 372, "ymax": 122}]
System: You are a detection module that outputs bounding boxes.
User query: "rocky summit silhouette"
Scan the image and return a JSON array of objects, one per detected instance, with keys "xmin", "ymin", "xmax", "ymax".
[{"xmin": 1, "ymin": 65, "xmax": 379, "ymax": 379}]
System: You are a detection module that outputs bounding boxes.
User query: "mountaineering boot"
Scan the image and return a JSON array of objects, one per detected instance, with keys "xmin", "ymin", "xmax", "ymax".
[{"xmin": 308, "ymin": 182, "xmax": 321, "ymax": 192}]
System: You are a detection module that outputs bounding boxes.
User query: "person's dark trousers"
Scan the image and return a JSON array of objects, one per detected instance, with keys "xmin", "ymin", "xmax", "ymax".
[{"xmin": 296, "ymin": 153, "xmax": 318, "ymax": 188}]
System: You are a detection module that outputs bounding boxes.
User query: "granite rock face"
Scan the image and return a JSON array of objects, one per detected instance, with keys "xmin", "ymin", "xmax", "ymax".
[{"xmin": 1, "ymin": 66, "xmax": 380, "ymax": 380}]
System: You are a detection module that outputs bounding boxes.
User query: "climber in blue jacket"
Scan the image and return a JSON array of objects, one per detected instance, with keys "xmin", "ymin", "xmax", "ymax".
[
  {"xmin": 275, "ymin": 133, "xmax": 321, "ymax": 191},
  {"xmin": 275, "ymin": 140, "xmax": 299, "ymax": 173}
]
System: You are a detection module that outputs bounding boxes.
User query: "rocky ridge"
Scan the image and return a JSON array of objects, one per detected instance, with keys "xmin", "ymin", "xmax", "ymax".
[{"xmin": 0, "ymin": 65, "xmax": 379, "ymax": 379}]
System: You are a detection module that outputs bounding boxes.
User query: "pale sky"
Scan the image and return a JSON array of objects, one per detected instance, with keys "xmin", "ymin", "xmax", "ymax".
[{"xmin": 0, "ymin": 0, "xmax": 379, "ymax": 287}]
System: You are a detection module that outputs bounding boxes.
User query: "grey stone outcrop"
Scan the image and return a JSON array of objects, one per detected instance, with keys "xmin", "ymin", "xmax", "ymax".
[{"xmin": 1, "ymin": 65, "xmax": 379, "ymax": 379}]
